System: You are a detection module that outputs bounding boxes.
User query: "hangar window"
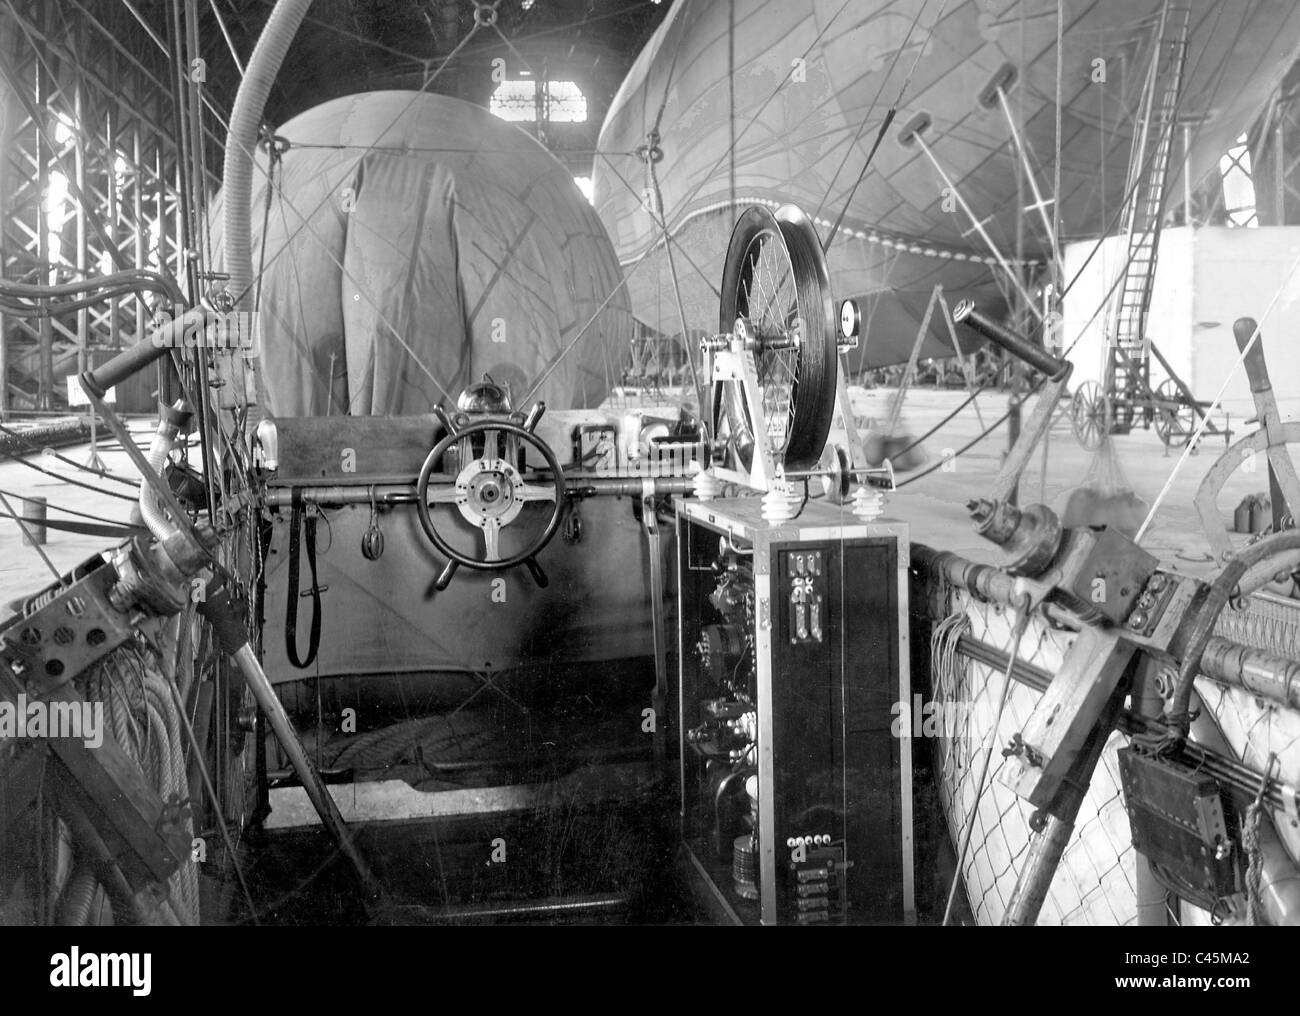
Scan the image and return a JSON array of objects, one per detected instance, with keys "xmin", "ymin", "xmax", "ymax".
[
  {"xmin": 1219, "ymin": 132, "xmax": 1258, "ymax": 228},
  {"xmin": 543, "ymin": 81, "xmax": 587, "ymax": 123},
  {"xmin": 490, "ymin": 79, "xmax": 587, "ymax": 124}
]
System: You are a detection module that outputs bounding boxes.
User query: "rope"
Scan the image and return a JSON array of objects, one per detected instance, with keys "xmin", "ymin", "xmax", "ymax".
[
  {"xmin": 889, "ymin": 381, "xmax": 993, "ymax": 461},
  {"xmin": 0, "ymin": 485, "xmax": 136, "ymax": 527},
  {"xmin": 0, "ymin": 421, "xmax": 138, "ymax": 485},
  {"xmin": 0, "ymin": 490, "xmax": 62, "ymax": 582},
  {"xmin": 523, "ymin": 0, "xmax": 863, "ymax": 404},
  {"xmin": 0, "ymin": 447, "xmax": 139, "ymax": 502},
  {"xmin": 821, "ymin": 0, "xmax": 948, "ymax": 252},
  {"xmin": 895, "ymin": 395, "xmax": 1025, "ymax": 488},
  {"xmin": 1244, "ymin": 752, "xmax": 1278, "ymax": 925}
]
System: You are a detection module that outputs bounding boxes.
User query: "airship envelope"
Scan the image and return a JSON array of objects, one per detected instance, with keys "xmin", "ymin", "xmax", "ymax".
[{"xmin": 212, "ymin": 91, "xmax": 632, "ymax": 417}]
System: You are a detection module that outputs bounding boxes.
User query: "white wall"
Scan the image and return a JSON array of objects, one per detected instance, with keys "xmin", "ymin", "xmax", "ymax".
[{"xmin": 1062, "ymin": 226, "xmax": 1300, "ymax": 423}]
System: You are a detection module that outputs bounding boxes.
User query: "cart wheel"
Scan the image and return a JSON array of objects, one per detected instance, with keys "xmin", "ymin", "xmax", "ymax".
[
  {"xmin": 1070, "ymin": 380, "xmax": 1111, "ymax": 450},
  {"xmin": 1154, "ymin": 378, "xmax": 1194, "ymax": 448}
]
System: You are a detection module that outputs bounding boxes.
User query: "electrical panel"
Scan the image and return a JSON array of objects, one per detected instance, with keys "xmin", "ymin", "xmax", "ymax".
[{"xmin": 676, "ymin": 496, "xmax": 914, "ymax": 925}]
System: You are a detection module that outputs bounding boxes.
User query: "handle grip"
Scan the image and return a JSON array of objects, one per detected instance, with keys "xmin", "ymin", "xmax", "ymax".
[
  {"xmin": 953, "ymin": 300, "xmax": 1070, "ymax": 380},
  {"xmin": 80, "ymin": 306, "xmax": 209, "ymax": 397},
  {"xmin": 1232, "ymin": 317, "xmax": 1271, "ymax": 394}
]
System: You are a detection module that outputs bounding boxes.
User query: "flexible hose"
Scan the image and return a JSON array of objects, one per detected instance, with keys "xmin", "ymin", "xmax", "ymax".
[
  {"xmin": 56, "ymin": 865, "xmax": 102, "ymax": 927},
  {"xmin": 221, "ymin": 0, "xmax": 313, "ymax": 311},
  {"xmin": 1167, "ymin": 531, "xmax": 1300, "ymax": 742}
]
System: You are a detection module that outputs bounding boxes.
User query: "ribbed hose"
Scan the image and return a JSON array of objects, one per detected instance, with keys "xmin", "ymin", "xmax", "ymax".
[
  {"xmin": 56, "ymin": 865, "xmax": 102, "ymax": 927},
  {"xmin": 221, "ymin": 0, "xmax": 313, "ymax": 312},
  {"xmin": 1168, "ymin": 531, "xmax": 1300, "ymax": 742}
]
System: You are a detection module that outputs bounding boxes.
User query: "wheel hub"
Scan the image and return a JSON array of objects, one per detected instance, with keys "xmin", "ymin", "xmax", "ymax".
[{"xmin": 456, "ymin": 458, "xmax": 527, "ymax": 528}]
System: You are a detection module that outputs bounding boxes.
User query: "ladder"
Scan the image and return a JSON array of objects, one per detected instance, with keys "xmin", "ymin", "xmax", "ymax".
[{"xmin": 1105, "ymin": 3, "xmax": 1190, "ymax": 432}]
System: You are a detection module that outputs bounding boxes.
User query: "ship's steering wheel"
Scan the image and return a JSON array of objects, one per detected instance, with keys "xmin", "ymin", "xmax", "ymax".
[{"xmin": 416, "ymin": 417, "xmax": 565, "ymax": 591}]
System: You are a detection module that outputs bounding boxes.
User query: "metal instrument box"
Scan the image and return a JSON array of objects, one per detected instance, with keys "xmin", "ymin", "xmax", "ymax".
[{"xmin": 676, "ymin": 496, "xmax": 914, "ymax": 924}]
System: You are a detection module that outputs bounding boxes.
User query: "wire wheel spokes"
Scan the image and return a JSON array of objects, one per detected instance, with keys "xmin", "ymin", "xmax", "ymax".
[
  {"xmin": 1154, "ymin": 378, "xmax": 1194, "ymax": 448},
  {"xmin": 1070, "ymin": 379, "xmax": 1111, "ymax": 451},
  {"xmin": 716, "ymin": 204, "xmax": 837, "ymax": 470}
]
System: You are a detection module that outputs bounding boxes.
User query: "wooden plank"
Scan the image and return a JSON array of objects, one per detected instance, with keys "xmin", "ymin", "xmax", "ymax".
[
  {"xmin": 1000, "ymin": 625, "xmax": 1136, "ymax": 809},
  {"xmin": 270, "ymin": 414, "xmax": 447, "ymax": 484}
]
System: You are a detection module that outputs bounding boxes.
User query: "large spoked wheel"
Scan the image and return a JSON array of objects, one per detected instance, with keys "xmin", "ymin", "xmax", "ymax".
[
  {"xmin": 1154, "ymin": 379, "xmax": 1194, "ymax": 448},
  {"xmin": 416, "ymin": 420, "xmax": 565, "ymax": 585},
  {"xmin": 1070, "ymin": 380, "xmax": 1112, "ymax": 450},
  {"xmin": 714, "ymin": 204, "xmax": 838, "ymax": 470}
]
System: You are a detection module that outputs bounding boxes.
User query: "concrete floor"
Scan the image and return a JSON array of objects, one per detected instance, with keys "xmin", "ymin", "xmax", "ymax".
[
  {"xmin": 0, "ymin": 417, "xmax": 160, "ymax": 604},
  {"xmin": 0, "ymin": 390, "xmax": 1281, "ymax": 606},
  {"xmin": 852, "ymin": 386, "xmax": 1272, "ymax": 578}
]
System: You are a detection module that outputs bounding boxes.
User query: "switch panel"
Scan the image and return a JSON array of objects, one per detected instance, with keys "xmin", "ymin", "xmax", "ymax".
[{"xmin": 783, "ymin": 550, "xmax": 825, "ymax": 644}]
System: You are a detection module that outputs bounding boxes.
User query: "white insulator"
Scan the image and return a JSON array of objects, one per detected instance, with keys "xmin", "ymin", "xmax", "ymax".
[
  {"xmin": 761, "ymin": 482, "xmax": 799, "ymax": 522},
  {"xmin": 692, "ymin": 465, "xmax": 721, "ymax": 501},
  {"xmin": 851, "ymin": 485, "xmax": 885, "ymax": 520}
]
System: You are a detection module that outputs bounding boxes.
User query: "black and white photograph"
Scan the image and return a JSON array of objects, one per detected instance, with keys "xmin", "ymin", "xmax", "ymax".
[{"xmin": 0, "ymin": 0, "xmax": 1295, "ymax": 990}]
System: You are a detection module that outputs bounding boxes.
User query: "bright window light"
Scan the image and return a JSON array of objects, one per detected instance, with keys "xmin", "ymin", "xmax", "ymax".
[
  {"xmin": 490, "ymin": 79, "xmax": 587, "ymax": 124},
  {"xmin": 574, "ymin": 176, "xmax": 593, "ymax": 203},
  {"xmin": 544, "ymin": 81, "xmax": 586, "ymax": 123},
  {"xmin": 1220, "ymin": 132, "xmax": 1258, "ymax": 228},
  {"xmin": 490, "ymin": 79, "xmax": 537, "ymax": 122}
]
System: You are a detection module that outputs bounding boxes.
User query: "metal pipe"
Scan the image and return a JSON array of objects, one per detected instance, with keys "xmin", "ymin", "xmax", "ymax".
[
  {"xmin": 951, "ymin": 628, "xmax": 1299, "ymax": 817},
  {"xmin": 898, "ymin": 123, "xmax": 1043, "ymax": 322},
  {"xmin": 263, "ymin": 475, "xmax": 696, "ymax": 508},
  {"xmin": 390, "ymin": 893, "xmax": 629, "ymax": 924},
  {"xmin": 140, "ymin": 401, "xmax": 193, "ymax": 544},
  {"xmin": 924, "ymin": 560, "xmax": 1300, "ymax": 815},
  {"xmin": 1201, "ymin": 638, "xmax": 1300, "ymax": 712},
  {"xmin": 227, "ymin": 641, "xmax": 380, "ymax": 900},
  {"xmin": 915, "ymin": 543, "xmax": 1300, "ymax": 714},
  {"xmin": 952, "ymin": 300, "xmax": 1070, "ymax": 380},
  {"xmin": 1002, "ymin": 815, "xmax": 1073, "ymax": 925}
]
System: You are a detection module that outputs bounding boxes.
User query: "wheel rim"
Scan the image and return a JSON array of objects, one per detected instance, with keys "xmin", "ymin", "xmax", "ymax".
[
  {"xmin": 1155, "ymin": 379, "xmax": 1193, "ymax": 448},
  {"xmin": 1071, "ymin": 380, "xmax": 1109, "ymax": 450},
  {"xmin": 416, "ymin": 420, "xmax": 564, "ymax": 571},
  {"xmin": 716, "ymin": 204, "xmax": 837, "ymax": 470}
]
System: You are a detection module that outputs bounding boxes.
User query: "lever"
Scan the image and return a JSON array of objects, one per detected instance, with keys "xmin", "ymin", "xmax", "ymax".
[
  {"xmin": 524, "ymin": 556, "xmax": 549, "ymax": 588},
  {"xmin": 952, "ymin": 300, "xmax": 1069, "ymax": 380},
  {"xmin": 434, "ymin": 559, "xmax": 459, "ymax": 591}
]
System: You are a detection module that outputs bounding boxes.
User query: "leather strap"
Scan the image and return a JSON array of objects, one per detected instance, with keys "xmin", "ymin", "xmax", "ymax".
[{"xmin": 285, "ymin": 488, "xmax": 321, "ymax": 669}]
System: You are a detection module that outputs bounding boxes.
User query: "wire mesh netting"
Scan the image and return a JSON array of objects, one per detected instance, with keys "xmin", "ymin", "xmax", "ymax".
[
  {"xmin": 1206, "ymin": 589, "xmax": 1300, "ymax": 865},
  {"xmin": 931, "ymin": 583, "xmax": 1300, "ymax": 926},
  {"xmin": 931, "ymin": 588, "xmax": 1137, "ymax": 926}
]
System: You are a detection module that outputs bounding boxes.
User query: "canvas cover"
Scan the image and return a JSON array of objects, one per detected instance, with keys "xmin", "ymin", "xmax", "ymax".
[{"xmin": 211, "ymin": 91, "xmax": 633, "ymax": 416}]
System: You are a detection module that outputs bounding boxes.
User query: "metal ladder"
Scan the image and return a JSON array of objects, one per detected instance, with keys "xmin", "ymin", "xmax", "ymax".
[{"xmin": 1105, "ymin": 3, "xmax": 1190, "ymax": 432}]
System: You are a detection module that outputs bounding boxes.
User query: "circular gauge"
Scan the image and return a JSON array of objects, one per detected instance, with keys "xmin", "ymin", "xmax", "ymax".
[{"xmin": 839, "ymin": 299, "xmax": 860, "ymax": 339}]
